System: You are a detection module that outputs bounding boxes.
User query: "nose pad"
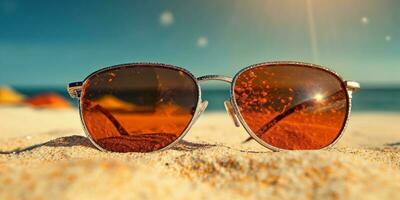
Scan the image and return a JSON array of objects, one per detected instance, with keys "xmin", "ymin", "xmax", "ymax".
[
  {"xmin": 224, "ymin": 100, "xmax": 241, "ymax": 127},
  {"xmin": 194, "ymin": 100, "xmax": 208, "ymax": 120},
  {"xmin": 199, "ymin": 100, "xmax": 208, "ymax": 115}
]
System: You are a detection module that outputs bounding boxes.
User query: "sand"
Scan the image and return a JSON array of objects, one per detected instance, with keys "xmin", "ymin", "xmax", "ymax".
[{"xmin": 0, "ymin": 106, "xmax": 399, "ymax": 200}]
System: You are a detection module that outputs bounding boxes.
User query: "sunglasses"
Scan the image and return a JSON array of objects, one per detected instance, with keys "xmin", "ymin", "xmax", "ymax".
[{"xmin": 67, "ymin": 62, "xmax": 360, "ymax": 153}]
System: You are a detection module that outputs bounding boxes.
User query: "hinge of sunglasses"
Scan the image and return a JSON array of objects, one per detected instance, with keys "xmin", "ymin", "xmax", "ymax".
[
  {"xmin": 67, "ymin": 82, "xmax": 83, "ymax": 99},
  {"xmin": 345, "ymin": 81, "xmax": 360, "ymax": 92}
]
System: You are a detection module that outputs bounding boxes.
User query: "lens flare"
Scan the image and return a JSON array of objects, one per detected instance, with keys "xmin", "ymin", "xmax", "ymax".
[{"xmin": 314, "ymin": 93, "xmax": 323, "ymax": 101}]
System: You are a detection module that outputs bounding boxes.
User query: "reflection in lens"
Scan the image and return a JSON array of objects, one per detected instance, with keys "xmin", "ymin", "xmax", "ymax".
[
  {"xmin": 233, "ymin": 64, "xmax": 348, "ymax": 150},
  {"xmin": 81, "ymin": 64, "xmax": 198, "ymax": 152}
]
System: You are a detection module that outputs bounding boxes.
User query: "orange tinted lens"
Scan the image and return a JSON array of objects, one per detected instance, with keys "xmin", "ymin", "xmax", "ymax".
[
  {"xmin": 81, "ymin": 65, "xmax": 198, "ymax": 152},
  {"xmin": 233, "ymin": 64, "xmax": 349, "ymax": 150}
]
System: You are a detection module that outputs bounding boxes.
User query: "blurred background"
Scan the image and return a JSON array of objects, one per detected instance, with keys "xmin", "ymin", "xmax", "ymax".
[{"xmin": 0, "ymin": 0, "xmax": 399, "ymax": 112}]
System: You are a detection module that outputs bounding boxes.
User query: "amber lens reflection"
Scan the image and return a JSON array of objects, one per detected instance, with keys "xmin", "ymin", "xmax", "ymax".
[
  {"xmin": 81, "ymin": 65, "xmax": 198, "ymax": 152},
  {"xmin": 234, "ymin": 64, "xmax": 348, "ymax": 150}
]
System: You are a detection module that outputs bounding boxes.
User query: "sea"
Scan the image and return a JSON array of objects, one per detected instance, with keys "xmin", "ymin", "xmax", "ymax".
[{"xmin": 13, "ymin": 86, "xmax": 400, "ymax": 113}]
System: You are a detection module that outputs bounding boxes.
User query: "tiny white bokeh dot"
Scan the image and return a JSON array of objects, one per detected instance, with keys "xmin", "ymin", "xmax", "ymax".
[
  {"xmin": 197, "ymin": 37, "xmax": 208, "ymax": 48},
  {"xmin": 361, "ymin": 17, "xmax": 369, "ymax": 25},
  {"xmin": 160, "ymin": 11, "xmax": 174, "ymax": 27},
  {"xmin": 385, "ymin": 35, "xmax": 392, "ymax": 42}
]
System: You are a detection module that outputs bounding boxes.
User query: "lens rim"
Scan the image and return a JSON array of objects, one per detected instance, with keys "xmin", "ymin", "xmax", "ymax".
[
  {"xmin": 231, "ymin": 61, "xmax": 351, "ymax": 151},
  {"xmin": 78, "ymin": 63, "xmax": 202, "ymax": 152}
]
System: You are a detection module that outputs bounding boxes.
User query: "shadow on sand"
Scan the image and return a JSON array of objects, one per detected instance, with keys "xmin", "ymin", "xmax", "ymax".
[
  {"xmin": 0, "ymin": 135, "xmax": 219, "ymax": 154},
  {"xmin": 0, "ymin": 135, "xmax": 96, "ymax": 154},
  {"xmin": 385, "ymin": 142, "xmax": 400, "ymax": 147},
  {"xmin": 171, "ymin": 140, "xmax": 217, "ymax": 151}
]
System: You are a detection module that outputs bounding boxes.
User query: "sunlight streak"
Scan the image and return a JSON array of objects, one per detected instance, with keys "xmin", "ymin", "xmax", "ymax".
[{"xmin": 306, "ymin": 0, "xmax": 319, "ymax": 63}]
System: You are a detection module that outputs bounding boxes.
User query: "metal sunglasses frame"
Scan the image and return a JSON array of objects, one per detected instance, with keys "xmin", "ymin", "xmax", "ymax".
[{"xmin": 68, "ymin": 61, "xmax": 360, "ymax": 152}]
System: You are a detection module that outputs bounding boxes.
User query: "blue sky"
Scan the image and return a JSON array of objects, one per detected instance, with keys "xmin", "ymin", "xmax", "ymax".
[{"xmin": 0, "ymin": 0, "xmax": 399, "ymax": 86}]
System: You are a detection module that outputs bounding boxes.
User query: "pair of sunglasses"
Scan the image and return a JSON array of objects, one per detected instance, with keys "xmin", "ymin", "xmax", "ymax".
[{"xmin": 67, "ymin": 61, "xmax": 360, "ymax": 153}]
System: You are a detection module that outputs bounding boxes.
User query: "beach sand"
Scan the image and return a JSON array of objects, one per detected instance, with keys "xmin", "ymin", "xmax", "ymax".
[{"xmin": 0, "ymin": 106, "xmax": 399, "ymax": 199}]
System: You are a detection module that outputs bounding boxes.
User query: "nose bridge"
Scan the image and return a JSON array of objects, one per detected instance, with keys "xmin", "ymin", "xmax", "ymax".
[
  {"xmin": 196, "ymin": 75, "xmax": 241, "ymax": 128},
  {"xmin": 196, "ymin": 75, "xmax": 233, "ymax": 83}
]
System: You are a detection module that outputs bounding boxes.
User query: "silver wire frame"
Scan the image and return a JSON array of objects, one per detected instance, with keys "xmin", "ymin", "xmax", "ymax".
[{"xmin": 68, "ymin": 61, "xmax": 360, "ymax": 152}]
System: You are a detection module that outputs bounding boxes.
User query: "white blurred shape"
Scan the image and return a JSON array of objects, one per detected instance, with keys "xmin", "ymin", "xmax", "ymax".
[
  {"xmin": 385, "ymin": 35, "xmax": 392, "ymax": 42},
  {"xmin": 197, "ymin": 37, "xmax": 208, "ymax": 48},
  {"xmin": 361, "ymin": 17, "xmax": 369, "ymax": 25},
  {"xmin": 160, "ymin": 11, "xmax": 174, "ymax": 27}
]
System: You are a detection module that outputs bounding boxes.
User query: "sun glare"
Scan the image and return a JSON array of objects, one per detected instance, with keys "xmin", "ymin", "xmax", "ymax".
[{"xmin": 314, "ymin": 93, "xmax": 324, "ymax": 101}]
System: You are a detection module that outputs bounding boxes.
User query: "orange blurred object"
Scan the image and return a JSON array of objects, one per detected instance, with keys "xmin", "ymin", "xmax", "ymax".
[
  {"xmin": 25, "ymin": 93, "xmax": 71, "ymax": 109},
  {"xmin": 0, "ymin": 86, "xmax": 25, "ymax": 105}
]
